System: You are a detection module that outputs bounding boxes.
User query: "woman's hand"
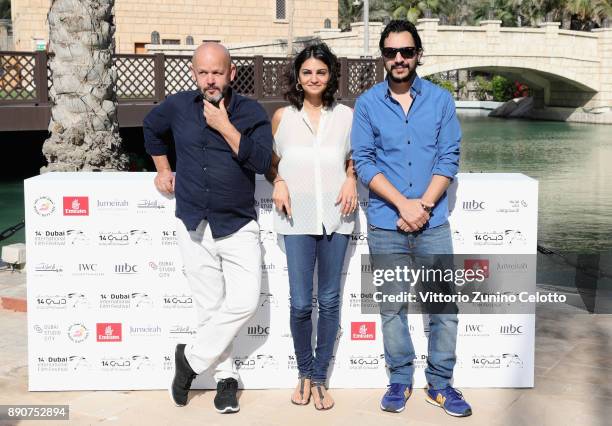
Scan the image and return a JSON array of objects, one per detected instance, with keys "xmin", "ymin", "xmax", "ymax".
[
  {"xmin": 272, "ymin": 180, "xmax": 292, "ymax": 219},
  {"xmin": 336, "ymin": 176, "xmax": 358, "ymax": 217}
]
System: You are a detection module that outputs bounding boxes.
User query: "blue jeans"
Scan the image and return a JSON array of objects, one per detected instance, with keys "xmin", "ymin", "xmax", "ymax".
[
  {"xmin": 284, "ymin": 230, "xmax": 349, "ymax": 383},
  {"xmin": 367, "ymin": 221, "xmax": 458, "ymax": 390}
]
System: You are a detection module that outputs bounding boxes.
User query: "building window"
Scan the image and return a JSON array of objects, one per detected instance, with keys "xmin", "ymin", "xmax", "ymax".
[
  {"xmin": 276, "ymin": 0, "xmax": 286, "ymax": 20},
  {"xmin": 134, "ymin": 42, "xmax": 147, "ymax": 54},
  {"xmin": 162, "ymin": 39, "xmax": 180, "ymax": 45}
]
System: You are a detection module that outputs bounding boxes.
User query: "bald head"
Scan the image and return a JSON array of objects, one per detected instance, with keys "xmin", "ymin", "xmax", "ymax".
[
  {"xmin": 190, "ymin": 42, "xmax": 236, "ymax": 103},
  {"xmin": 192, "ymin": 42, "xmax": 231, "ymax": 68}
]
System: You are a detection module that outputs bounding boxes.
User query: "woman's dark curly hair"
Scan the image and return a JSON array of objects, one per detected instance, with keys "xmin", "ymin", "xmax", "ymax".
[{"xmin": 284, "ymin": 42, "xmax": 339, "ymax": 110}]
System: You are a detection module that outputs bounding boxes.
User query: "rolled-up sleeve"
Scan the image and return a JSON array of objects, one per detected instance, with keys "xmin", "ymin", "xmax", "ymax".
[
  {"xmin": 351, "ymin": 97, "xmax": 383, "ymax": 187},
  {"xmin": 433, "ymin": 93, "xmax": 461, "ymax": 179},
  {"xmin": 143, "ymin": 99, "xmax": 173, "ymax": 156},
  {"xmin": 236, "ymin": 103, "xmax": 273, "ymax": 174}
]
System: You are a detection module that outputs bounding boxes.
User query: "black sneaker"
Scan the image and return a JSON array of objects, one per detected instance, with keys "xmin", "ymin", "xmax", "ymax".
[
  {"xmin": 214, "ymin": 378, "xmax": 240, "ymax": 413},
  {"xmin": 169, "ymin": 344, "xmax": 197, "ymax": 406}
]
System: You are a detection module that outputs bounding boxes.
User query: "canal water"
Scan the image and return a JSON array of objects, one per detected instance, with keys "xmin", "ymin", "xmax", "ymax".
[{"xmin": 1, "ymin": 116, "xmax": 610, "ymax": 252}]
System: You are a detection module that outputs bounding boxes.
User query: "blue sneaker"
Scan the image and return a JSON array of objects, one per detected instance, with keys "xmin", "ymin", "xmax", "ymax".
[
  {"xmin": 380, "ymin": 383, "xmax": 412, "ymax": 413},
  {"xmin": 426, "ymin": 385, "xmax": 472, "ymax": 417}
]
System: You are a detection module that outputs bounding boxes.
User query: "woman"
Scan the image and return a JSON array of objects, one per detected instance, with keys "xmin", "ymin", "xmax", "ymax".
[{"xmin": 265, "ymin": 43, "xmax": 357, "ymax": 410}]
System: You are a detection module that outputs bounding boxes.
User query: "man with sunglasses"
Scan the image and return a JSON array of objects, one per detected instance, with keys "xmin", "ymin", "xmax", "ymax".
[{"xmin": 351, "ymin": 20, "xmax": 472, "ymax": 417}]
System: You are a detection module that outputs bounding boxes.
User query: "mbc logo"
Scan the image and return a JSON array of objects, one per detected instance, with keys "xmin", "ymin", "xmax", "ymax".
[
  {"xmin": 462, "ymin": 200, "xmax": 485, "ymax": 211},
  {"xmin": 247, "ymin": 325, "xmax": 270, "ymax": 336},
  {"xmin": 114, "ymin": 263, "xmax": 138, "ymax": 273},
  {"xmin": 500, "ymin": 324, "xmax": 523, "ymax": 335}
]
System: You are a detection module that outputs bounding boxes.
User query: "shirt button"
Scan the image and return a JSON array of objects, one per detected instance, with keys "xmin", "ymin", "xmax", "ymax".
[
  {"xmin": 408, "ymin": 162, "xmax": 412, "ymax": 166},
  {"xmin": 205, "ymin": 188, "xmax": 210, "ymax": 192},
  {"xmin": 409, "ymin": 183, "xmax": 413, "ymax": 187},
  {"xmin": 203, "ymin": 167, "xmax": 207, "ymax": 171},
  {"xmin": 405, "ymin": 119, "xmax": 408, "ymax": 123},
  {"xmin": 407, "ymin": 140, "xmax": 411, "ymax": 144}
]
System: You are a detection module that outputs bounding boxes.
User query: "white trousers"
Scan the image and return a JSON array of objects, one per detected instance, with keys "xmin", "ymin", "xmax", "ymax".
[{"xmin": 176, "ymin": 218, "xmax": 262, "ymax": 381}]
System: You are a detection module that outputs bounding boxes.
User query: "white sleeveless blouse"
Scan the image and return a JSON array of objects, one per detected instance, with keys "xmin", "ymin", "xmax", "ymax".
[{"xmin": 273, "ymin": 103, "xmax": 356, "ymax": 235}]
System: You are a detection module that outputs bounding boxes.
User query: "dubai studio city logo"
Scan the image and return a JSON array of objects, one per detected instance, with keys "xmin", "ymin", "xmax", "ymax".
[
  {"xmin": 63, "ymin": 196, "xmax": 89, "ymax": 216},
  {"xmin": 33, "ymin": 323, "xmax": 61, "ymax": 342},
  {"xmin": 34, "ymin": 196, "xmax": 55, "ymax": 216},
  {"xmin": 351, "ymin": 321, "xmax": 376, "ymax": 340},
  {"xmin": 96, "ymin": 323, "xmax": 122, "ymax": 342}
]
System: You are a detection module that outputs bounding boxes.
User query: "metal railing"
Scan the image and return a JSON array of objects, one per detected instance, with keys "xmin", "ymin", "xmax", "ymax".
[{"xmin": 0, "ymin": 51, "xmax": 384, "ymax": 106}]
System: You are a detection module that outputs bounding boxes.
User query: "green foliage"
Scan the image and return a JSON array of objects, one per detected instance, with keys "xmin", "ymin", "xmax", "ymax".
[
  {"xmin": 368, "ymin": 0, "xmax": 610, "ymax": 30},
  {"xmin": 474, "ymin": 75, "xmax": 492, "ymax": 101},
  {"xmin": 491, "ymin": 75, "xmax": 514, "ymax": 101},
  {"xmin": 424, "ymin": 74, "xmax": 455, "ymax": 94}
]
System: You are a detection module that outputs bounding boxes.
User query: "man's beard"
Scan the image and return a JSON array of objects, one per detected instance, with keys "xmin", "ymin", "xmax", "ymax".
[
  {"xmin": 200, "ymin": 85, "xmax": 228, "ymax": 104},
  {"xmin": 387, "ymin": 64, "xmax": 416, "ymax": 83}
]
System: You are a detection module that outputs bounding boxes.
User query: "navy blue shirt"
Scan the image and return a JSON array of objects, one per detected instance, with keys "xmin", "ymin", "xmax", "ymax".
[{"xmin": 143, "ymin": 88, "xmax": 273, "ymax": 238}]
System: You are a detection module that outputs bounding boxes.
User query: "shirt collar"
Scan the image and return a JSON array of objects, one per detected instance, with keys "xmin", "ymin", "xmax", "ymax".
[{"xmin": 382, "ymin": 74, "xmax": 423, "ymax": 99}]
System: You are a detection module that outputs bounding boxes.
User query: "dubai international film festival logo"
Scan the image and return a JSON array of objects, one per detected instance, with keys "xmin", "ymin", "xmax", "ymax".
[
  {"xmin": 34, "ymin": 196, "xmax": 55, "ymax": 216},
  {"xmin": 351, "ymin": 321, "xmax": 376, "ymax": 340},
  {"xmin": 96, "ymin": 323, "xmax": 122, "ymax": 342},
  {"xmin": 63, "ymin": 196, "xmax": 89, "ymax": 216}
]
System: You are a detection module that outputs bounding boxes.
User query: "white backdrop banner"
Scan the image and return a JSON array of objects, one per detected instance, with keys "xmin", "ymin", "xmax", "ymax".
[{"xmin": 24, "ymin": 172, "xmax": 538, "ymax": 390}]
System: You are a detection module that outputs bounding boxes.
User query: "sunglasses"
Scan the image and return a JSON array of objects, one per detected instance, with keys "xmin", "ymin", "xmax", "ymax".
[{"xmin": 381, "ymin": 47, "xmax": 420, "ymax": 60}]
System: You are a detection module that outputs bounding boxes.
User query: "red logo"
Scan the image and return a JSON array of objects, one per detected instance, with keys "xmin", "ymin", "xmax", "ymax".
[
  {"xmin": 96, "ymin": 323, "xmax": 122, "ymax": 342},
  {"xmin": 63, "ymin": 197, "xmax": 89, "ymax": 216},
  {"xmin": 351, "ymin": 322, "xmax": 375, "ymax": 340},
  {"xmin": 464, "ymin": 259, "xmax": 489, "ymax": 278}
]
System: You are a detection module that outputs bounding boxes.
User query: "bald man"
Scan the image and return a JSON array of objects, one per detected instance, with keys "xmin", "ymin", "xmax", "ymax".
[{"xmin": 144, "ymin": 43, "xmax": 273, "ymax": 413}]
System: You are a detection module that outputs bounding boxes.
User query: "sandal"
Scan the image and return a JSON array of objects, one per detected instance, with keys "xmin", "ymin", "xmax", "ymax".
[
  {"xmin": 291, "ymin": 376, "xmax": 311, "ymax": 405},
  {"xmin": 311, "ymin": 382, "xmax": 334, "ymax": 410}
]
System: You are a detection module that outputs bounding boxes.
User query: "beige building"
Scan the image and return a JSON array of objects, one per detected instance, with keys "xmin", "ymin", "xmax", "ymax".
[{"xmin": 10, "ymin": 0, "xmax": 338, "ymax": 53}]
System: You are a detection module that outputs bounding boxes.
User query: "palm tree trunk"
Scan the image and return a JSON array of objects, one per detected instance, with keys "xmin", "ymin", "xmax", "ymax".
[{"xmin": 42, "ymin": 0, "xmax": 127, "ymax": 172}]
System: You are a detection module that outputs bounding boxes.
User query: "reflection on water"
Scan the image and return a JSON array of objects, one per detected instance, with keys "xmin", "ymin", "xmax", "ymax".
[
  {"xmin": 459, "ymin": 116, "xmax": 612, "ymax": 252},
  {"xmin": 0, "ymin": 117, "xmax": 610, "ymax": 252}
]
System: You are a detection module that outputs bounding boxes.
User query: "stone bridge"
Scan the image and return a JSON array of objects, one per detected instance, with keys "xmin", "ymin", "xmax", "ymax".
[
  {"xmin": 416, "ymin": 19, "xmax": 611, "ymax": 110},
  {"xmin": 310, "ymin": 19, "xmax": 612, "ymax": 112}
]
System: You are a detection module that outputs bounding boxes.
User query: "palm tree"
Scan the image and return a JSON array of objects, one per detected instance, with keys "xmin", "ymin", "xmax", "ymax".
[
  {"xmin": 42, "ymin": 0, "xmax": 127, "ymax": 172},
  {"xmin": 566, "ymin": 0, "xmax": 611, "ymax": 29},
  {"xmin": 339, "ymin": 0, "xmax": 364, "ymax": 30},
  {"xmin": 437, "ymin": 0, "xmax": 477, "ymax": 25},
  {"xmin": 391, "ymin": 0, "xmax": 442, "ymax": 22}
]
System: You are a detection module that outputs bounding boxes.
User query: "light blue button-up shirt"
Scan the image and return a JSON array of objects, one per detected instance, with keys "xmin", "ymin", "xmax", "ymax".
[{"xmin": 351, "ymin": 76, "xmax": 461, "ymax": 230}]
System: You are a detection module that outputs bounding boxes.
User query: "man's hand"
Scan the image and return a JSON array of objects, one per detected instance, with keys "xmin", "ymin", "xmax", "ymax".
[
  {"xmin": 395, "ymin": 198, "xmax": 432, "ymax": 232},
  {"xmin": 203, "ymin": 99, "xmax": 231, "ymax": 133},
  {"xmin": 154, "ymin": 169, "xmax": 175, "ymax": 194},
  {"xmin": 272, "ymin": 180, "xmax": 292, "ymax": 219}
]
